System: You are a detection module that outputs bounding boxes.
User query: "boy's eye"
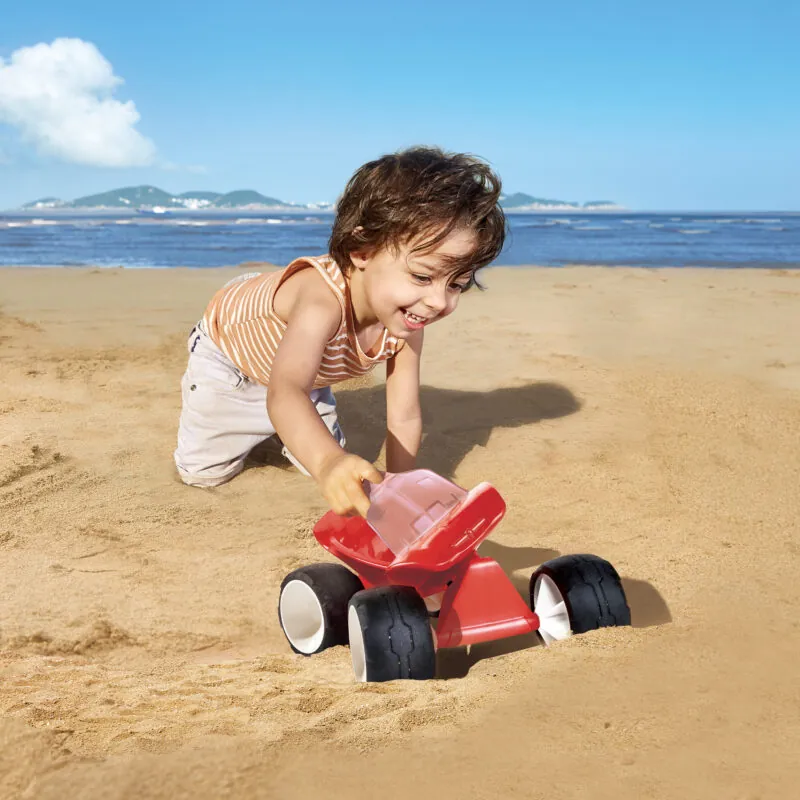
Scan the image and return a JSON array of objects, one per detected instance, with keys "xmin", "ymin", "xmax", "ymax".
[
  {"xmin": 411, "ymin": 273, "xmax": 432, "ymax": 284},
  {"xmin": 450, "ymin": 282, "xmax": 469, "ymax": 292}
]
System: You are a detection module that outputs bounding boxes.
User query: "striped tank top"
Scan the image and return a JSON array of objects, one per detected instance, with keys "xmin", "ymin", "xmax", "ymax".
[{"xmin": 202, "ymin": 255, "xmax": 403, "ymax": 389}]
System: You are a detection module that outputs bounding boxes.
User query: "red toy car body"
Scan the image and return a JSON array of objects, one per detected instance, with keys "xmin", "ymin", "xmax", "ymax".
[{"xmin": 313, "ymin": 475, "xmax": 539, "ymax": 648}]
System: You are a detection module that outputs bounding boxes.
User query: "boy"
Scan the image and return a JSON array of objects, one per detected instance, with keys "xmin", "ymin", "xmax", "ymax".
[{"xmin": 174, "ymin": 146, "xmax": 506, "ymax": 517}]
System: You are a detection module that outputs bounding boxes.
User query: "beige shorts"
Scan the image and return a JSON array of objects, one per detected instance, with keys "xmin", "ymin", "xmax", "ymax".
[{"xmin": 174, "ymin": 321, "xmax": 345, "ymax": 487}]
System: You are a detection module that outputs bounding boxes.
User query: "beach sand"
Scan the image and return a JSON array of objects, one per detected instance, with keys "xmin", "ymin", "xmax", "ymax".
[{"xmin": 1, "ymin": 265, "xmax": 799, "ymax": 799}]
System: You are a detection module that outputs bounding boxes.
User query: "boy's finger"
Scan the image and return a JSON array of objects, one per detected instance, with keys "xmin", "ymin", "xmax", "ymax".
[
  {"xmin": 355, "ymin": 498, "xmax": 370, "ymax": 518},
  {"xmin": 329, "ymin": 486, "xmax": 353, "ymax": 517},
  {"xmin": 350, "ymin": 483, "xmax": 371, "ymax": 518},
  {"xmin": 342, "ymin": 493, "xmax": 360, "ymax": 518},
  {"xmin": 358, "ymin": 463, "xmax": 384, "ymax": 484}
]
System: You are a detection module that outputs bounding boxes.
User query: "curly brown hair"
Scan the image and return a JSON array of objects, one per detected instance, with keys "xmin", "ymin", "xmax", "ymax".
[{"xmin": 329, "ymin": 146, "xmax": 506, "ymax": 290}]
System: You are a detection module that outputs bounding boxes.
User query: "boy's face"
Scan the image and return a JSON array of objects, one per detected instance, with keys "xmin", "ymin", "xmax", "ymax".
[{"xmin": 350, "ymin": 228, "xmax": 477, "ymax": 339}]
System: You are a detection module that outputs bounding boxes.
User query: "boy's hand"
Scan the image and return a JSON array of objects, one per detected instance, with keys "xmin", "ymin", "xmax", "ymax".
[{"xmin": 316, "ymin": 453, "xmax": 383, "ymax": 517}]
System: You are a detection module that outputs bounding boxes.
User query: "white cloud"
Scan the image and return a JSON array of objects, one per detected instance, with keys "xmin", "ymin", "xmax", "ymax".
[{"xmin": 0, "ymin": 38, "xmax": 156, "ymax": 167}]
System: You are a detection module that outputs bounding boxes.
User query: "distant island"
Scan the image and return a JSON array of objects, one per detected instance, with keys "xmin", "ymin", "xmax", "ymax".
[
  {"xmin": 19, "ymin": 185, "xmax": 623, "ymax": 212},
  {"xmin": 21, "ymin": 185, "xmax": 333, "ymax": 212},
  {"xmin": 498, "ymin": 193, "xmax": 624, "ymax": 211}
]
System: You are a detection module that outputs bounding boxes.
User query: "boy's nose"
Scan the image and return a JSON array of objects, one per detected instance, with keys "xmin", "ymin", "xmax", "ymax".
[{"xmin": 424, "ymin": 284, "xmax": 448, "ymax": 313}]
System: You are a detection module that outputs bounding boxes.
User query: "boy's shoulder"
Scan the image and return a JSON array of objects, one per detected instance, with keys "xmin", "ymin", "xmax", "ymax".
[{"xmin": 273, "ymin": 258, "xmax": 344, "ymax": 330}]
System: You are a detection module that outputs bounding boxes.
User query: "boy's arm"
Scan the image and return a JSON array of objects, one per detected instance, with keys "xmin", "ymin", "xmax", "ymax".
[
  {"xmin": 384, "ymin": 328, "xmax": 424, "ymax": 473},
  {"xmin": 267, "ymin": 282, "xmax": 381, "ymax": 516}
]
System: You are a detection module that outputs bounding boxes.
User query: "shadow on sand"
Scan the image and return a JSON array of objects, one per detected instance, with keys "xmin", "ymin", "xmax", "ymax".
[
  {"xmin": 246, "ymin": 380, "xmax": 581, "ymax": 475},
  {"xmin": 621, "ymin": 578, "xmax": 672, "ymax": 628},
  {"xmin": 340, "ymin": 379, "xmax": 583, "ymax": 478}
]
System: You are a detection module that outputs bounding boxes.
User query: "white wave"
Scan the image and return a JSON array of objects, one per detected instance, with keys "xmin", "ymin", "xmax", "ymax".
[
  {"xmin": 767, "ymin": 227, "xmax": 788, "ymax": 231},
  {"xmin": 4, "ymin": 222, "xmax": 25, "ymax": 228},
  {"xmin": 679, "ymin": 229, "xmax": 712, "ymax": 235},
  {"xmin": 31, "ymin": 218, "xmax": 60, "ymax": 226},
  {"xmin": 115, "ymin": 219, "xmax": 132, "ymax": 225},
  {"xmin": 572, "ymin": 225, "xmax": 610, "ymax": 231},
  {"xmin": 234, "ymin": 217, "xmax": 283, "ymax": 226},
  {"xmin": 175, "ymin": 220, "xmax": 209, "ymax": 226},
  {"xmin": 648, "ymin": 223, "xmax": 664, "ymax": 228},
  {"xmin": 670, "ymin": 217, "xmax": 681, "ymax": 221},
  {"xmin": 710, "ymin": 218, "xmax": 734, "ymax": 224},
  {"xmin": 744, "ymin": 218, "xmax": 781, "ymax": 224}
]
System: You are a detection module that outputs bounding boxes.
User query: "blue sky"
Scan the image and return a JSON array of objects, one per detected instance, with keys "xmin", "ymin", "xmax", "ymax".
[{"xmin": 1, "ymin": 0, "xmax": 798, "ymax": 210}]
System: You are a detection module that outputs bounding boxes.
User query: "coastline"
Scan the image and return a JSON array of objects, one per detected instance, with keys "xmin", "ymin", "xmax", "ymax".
[
  {"xmin": 2, "ymin": 265, "xmax": 799, "ymax": 798},
  {"xmin": 2, "ymin": 211, "xmax": 798, "ymax": 271},
  {"xmin": 5, "ymin": 206, "xmax": 798, "ymax": 216}
]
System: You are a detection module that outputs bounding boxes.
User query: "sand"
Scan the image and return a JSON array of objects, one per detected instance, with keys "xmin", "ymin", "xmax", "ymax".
[{"xmin": 1, "ymin": 264, "xmax": 799, "ymax": 799}]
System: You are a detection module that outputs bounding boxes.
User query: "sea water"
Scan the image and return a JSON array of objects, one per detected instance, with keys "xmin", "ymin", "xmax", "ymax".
[{"xmin": 0, "ymin": 211, "xmax": 797, "ymax": 269}]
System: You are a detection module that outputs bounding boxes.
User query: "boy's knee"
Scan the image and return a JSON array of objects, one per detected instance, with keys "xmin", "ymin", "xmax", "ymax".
[
  {"xmin": 279, "ymin": 420, "xmax": 345, "ymax": 477},
  {"xmin": 175, "ymin": 461, "xmax": 243, "ymax": 488}
]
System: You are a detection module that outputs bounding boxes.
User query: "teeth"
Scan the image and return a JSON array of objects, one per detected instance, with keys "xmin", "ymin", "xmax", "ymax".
[{"xmin": 405, "ymin": 311, "xmax": 424, "ymax": 323}]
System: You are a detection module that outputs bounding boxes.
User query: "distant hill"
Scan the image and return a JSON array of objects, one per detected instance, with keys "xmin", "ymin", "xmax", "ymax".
[
  {"xmin": 582, "ymin": 200, "xmax": 623, "ymax": 209},
  {"xmin": 213, "ymin": 190, "xmax": 287, "ymax": 208},
  {"xmin": 23, "ymin": 185, "xmax": 298, "ymax": 210},
  {"xmin": 500, "ymin": 192, "xmax": 579, "ymax": 209},
  {"xmin": 70, "ymin": 186, "xmax": 176, "ymax": 208},
  {"xmin": 177, "ymin": 191, "xmax": 221, "ymax": 202},
  {"xmin": 501, "ymin": 192, "xmax": 623, "ymax": 210},
  {"xmin": 22, "ymin": 197, "xmax": 65, "ymax": 209}
]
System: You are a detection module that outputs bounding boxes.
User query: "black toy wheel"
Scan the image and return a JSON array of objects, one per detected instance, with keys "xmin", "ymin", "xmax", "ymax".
[
  {"xmin": 530, "ymin": 554, "xmax": 631, "ymax": 644},
  {"xmin": 347, "ymin": 586, "xmax": 436, "ymax": 682},
  {"xmin": 279, "ymin": 563, "xmax": 364, "ymax": 655}
]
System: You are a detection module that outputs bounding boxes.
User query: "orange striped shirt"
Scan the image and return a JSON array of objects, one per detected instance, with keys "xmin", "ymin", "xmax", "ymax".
[{"xmin": 202, "ymin": 255, "xmax": 403, "ymax": 389}]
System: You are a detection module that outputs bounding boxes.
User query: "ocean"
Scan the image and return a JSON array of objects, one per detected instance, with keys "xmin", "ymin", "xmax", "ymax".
[{"xmin": 0, "ymin": 211, "xmax": 798, "ymax": 269}]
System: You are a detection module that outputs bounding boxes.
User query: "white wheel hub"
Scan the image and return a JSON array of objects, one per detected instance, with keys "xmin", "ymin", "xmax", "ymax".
[
  {"xmin": 279, "ymin": 580, "xmax": 326, "ymax": 654},
  {"xmin": 533, "ymin": 574, "xmax": 572, "ymax": 645},
  {"xmin": 348, "ymin": 605, "xmax": 367, "ymax": 682}
]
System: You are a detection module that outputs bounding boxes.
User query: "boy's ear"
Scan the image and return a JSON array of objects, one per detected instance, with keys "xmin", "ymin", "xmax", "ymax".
[
  {"xmin": 349, "ymin": 249, "xmax": 371, "ymax": 270},
  {"xmin": 349, "ymin": 226, "xmax": 371, "ymax": 270}
]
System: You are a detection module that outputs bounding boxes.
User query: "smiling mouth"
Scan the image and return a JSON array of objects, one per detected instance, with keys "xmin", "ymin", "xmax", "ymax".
[{"xmin": 402, "ymin": 309, "xmax": 428, "ymax": 324}]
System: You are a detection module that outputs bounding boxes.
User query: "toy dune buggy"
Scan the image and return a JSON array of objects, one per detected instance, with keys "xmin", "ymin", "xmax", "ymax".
[{"xmin": 278, "ymin": 470, "xmax": 630, "ymax": 682}]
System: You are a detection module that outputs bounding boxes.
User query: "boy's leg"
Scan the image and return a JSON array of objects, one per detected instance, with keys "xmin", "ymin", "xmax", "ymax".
[
  {"xmin": 280, "ymin": 386, "xmax": 347, "ymax": 476},
  {"xmin": 174, "ymin": 326, "xmax": 347, "ymax": 486},
  {"xmin": 174, "ymin": 324, "xmax": 275, "ymax": 487}
]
